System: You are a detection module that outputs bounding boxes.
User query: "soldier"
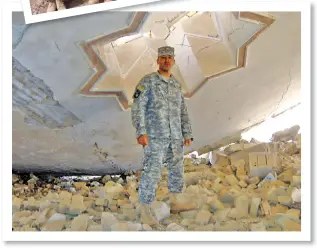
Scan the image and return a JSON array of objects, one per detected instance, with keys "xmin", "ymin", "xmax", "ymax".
[{"xmin": 131, "ymin": 46, "xmax": 193, "ymax": 226}]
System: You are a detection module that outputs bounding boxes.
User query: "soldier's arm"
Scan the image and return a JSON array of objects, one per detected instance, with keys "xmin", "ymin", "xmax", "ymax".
[
  {"xmin": 131, "ymin": 79, "xmax": 150, "ymax": 138},
  {"xmin": 180, "ymin": 93, "xmax": 193, "ymax": 140}
]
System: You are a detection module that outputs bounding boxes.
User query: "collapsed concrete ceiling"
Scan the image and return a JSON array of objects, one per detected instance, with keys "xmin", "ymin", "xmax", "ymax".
[{"xmin": 12, "ymin": 11, "xmax": 301, "ymax": 175}]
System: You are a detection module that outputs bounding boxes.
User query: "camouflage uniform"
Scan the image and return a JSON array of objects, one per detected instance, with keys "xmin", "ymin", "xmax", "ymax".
[{"xmin": 131, "ymin": 48, "xmax": 193, "ymax": 204}]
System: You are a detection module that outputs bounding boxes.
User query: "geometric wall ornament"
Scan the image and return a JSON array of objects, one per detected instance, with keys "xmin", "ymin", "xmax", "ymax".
[{"xmin": 79, "ymin": 12, "xmax": 275, "ymax": 111}]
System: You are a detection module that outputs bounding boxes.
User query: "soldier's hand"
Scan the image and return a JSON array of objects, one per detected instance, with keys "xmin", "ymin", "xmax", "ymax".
[
  {"xmin": 137, "ymin": 134, "xmax": 148, "ymax": 146},
  {"xmin": 184, "ymin": 139, "xmax": 191, "ymax": 146}
]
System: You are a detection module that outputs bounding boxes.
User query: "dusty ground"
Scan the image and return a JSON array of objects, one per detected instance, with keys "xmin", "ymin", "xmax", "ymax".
[{"xmin": 30, "ymin": 1, "xmax": 113, "ymax": 15}]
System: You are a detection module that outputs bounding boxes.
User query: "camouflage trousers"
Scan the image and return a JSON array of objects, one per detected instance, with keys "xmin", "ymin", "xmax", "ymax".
[{"xmin": 139, "ymin": 138, "xmax": 184, "ymax": 204}]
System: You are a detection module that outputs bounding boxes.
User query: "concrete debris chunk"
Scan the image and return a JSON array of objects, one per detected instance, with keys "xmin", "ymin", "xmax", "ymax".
[
  {"xmin": 185, "ymin": 185, "xmax": 201, "ymax": 195},
  {"xmin": 27, "ymin": 174, "xmax": 39, "ymax": 185},
  {"xmin": 19, "ymin": 216, "xmax": 34, "ymax": 226},
  {"xmin": 195, "ymin": 209, "xmax": 212, "ymax": 225},
  {"xmin": 170, "ymin": 193, "xmax": 199, "ymax": 213},
  {"xmin": 180, "ymin": 219, "xmax": 195, "ymax": 227},
  {"xmin": 87, "ymin": 225, "xmax": 102, "ymax": 231},
  {"xmin": 278, "ymin": 195, "xmax": 292, "ymax": 205},
  {"xmin": 12, "ymin": 197, "xmax": 24, "ymax": 212},
  {"xmin": 90, "ymin": 181, "xmax": 101, "ymax": 187},
  {"xmin": 238, "ymin": 180, "xmax": 248, "ymax": 188},
  {"xmin": 277, "ymin": 168, "xmax": 295, "ymax": 183},
  {"xmin": 212, "ymin": 208, "xmax": 230, "ymax": 222},
  {"xmin": 73, "ymin": 182, "xmax": 88, "ymax": 191},
  {"xmin": 250, "ymin": 221, "xmax": 266, "ymax": 231},
  {"xmin": 225, "ymin": 175, "xmax": 240, "ymax": 186},
  {"xmin": 150, "ymin": 201, "xmax": 170, "ymax": 221},
  {"xmin": 95, "ymin": 199, "xmax": 106, "ymax": 206},
  {"xmin": 224, "ymin": 143, "xmax": 257, "ymax": 155},
  {"xmin": 179, "ymin": 210, "xmax": 198, "ymax": 219},
  {"xmin": 59, "ymin": 191, "xmax": 72, "ymax": 204},
  {"xmin": 267, "ymin": 226, "xmax": 282, "ymax": 231},
  {"xmin": 260, "ymin": 200, "xmax": 271, "ymax": 216},
  {"xmin": 271, "ymin": 204, "xmax": 288, "ymax": 216},
  {"xmin": 209, "ymin": 199, "xmax": 225, "ymax": 213},
  {"xmin": 291, "ymin": 188, "xmax": 301, "ymax": 202},
  {"xmin": 229, "ymin": 143, "xmax": 268, "ymax": 166},
  {"xmin": 48, "ymin": 213, "xmax": 67, "ymax": 223},
  {"xmin": 219, "ymin": 190, "xmax": 235, "ymax": 205},
  {"xmin": 249, "ymin": 198, "xmax": 261, "ymax": 217},
  {"xmin": 142, "ymin": 224, "xmax": 152, "ymax": 231},
  {"xmin": 19, "ymin": 226, "xmax": 37, "ymax": 232},
  {"xmin": 71, "ymin": 214, "xmax": 89, "ymax": 231},
  {"xmin": 68, "ymin": 194, "xmax": 87, "ymax": 215},
  {"xmin": 258, "ymin": 173, "xmax": 276, "ymax": 188},
  {"xmin": 12, "ymin": 174, "xmax": 20, "ymax": 184},
  {"xmin": 271, "ymin": 125, "xmax": 300, "ymax": 142},
  {"xmin": 236, "ymin": 169, "xmax": 248, "ymax": 181},
  {"xmin": 213, "ymin": 151, "xmax": 230, "ymax": 166},
  {"xmin": 101, "ymin": 212, "xmax": 117, "ymax": 231},
  {"xmin": 284, "ymin": 209, "xmax": 301, "ymax": 220},
  {"xmin": 101, "ymin": 175, "xmax": 112, "ymax": 184},
  {"xmin": 127, "ymin": 222, "xmax": 142, "ymax": 231},
  {"xmin": 41, "ymin": 220, "xmax": 66, "ymax": 231},
  {"xmin": 166, "ymin": 223, "xmax": 185, "ymax": 231},
  {"xmin": 248, "ymin": 176, "xmax": 260, "ymax": 185},
  {"xmin": 234, "ymin": 195, "xmax": 249, "ymax": 219},
  {"xmin": 275, "ymin": 216, "xmax": 301, "ymax": 231},
  {"xmin": 214, "ymin": 220, "xmax": 246, "ymax": 231},
  {"xmin": 193, "ymin": 224, "xmax": 214, "ymax": 231},
  {"xmin": 12, "ymin": 211, "xmax": 32, "ymax": 222},
  {"xmin": 104, "ymin": 181, "xmax": 125, "ymax": 200},
  {"xmin": 291, "ymin": 176, "xmax": 301, "ymax": 188}
]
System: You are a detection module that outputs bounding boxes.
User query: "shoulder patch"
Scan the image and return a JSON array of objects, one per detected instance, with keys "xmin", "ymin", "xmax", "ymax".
[
  {"xmin": 133, "ymin": 84, "xmax": 146, "ymax": 99},
  {"xmin": 133, "ymin": 89, "xmax": 141, "ymax": 99},
  {"xmin": 137, "ymin": 85, "xmax": 145, "ymax": 92}
]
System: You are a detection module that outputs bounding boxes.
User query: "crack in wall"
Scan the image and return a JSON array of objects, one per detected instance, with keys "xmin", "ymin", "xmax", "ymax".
[
  {"xmin": 267, "ymin": 68, "xmax": 293, "ymax": 118},
  {"xmin": 92, "ymin": 142, "xmax": 108, "ymax": 162},
  {"xmin": 228, "ymin": 15, "xmax": 246, "ymax": 41},
  {"xmin": 195, "ymin": 41, "xmax": 221, "ymax": 54}
]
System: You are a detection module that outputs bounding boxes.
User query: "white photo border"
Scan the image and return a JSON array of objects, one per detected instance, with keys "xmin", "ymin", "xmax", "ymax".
[{"xmin": 2, "ymin": 0, "xmax": 311, "ymax": 242}]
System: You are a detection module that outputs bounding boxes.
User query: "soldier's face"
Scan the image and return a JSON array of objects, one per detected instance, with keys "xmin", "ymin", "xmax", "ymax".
[{"xmin": 157, "ymin": 56, "xmax": 175, "ymax": 72}]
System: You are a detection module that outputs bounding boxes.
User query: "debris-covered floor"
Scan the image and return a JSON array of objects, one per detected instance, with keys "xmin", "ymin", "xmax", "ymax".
[
  {"xmin": 12, "ymin": 126, "xmax": 301, "ymax": 231},
  {"xmin": 30, "ymin": 0, "xmax": 113, "ymax": 15}
]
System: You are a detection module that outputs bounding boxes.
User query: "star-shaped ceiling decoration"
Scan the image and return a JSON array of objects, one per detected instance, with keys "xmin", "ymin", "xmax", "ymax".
[{"xmin": 79, "ymin": 11, "xmax": 275, "ymax": 110}]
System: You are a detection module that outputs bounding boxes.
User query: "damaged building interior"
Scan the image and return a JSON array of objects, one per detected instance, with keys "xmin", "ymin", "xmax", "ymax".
[{"xmin": 12, "ymin": 11, "xmax": 301, "ymax": 232}]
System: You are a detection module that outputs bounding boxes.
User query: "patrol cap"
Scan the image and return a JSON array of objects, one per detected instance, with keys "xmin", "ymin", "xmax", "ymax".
[{"xmin": 158, "ymin": 46, "xmax": 175, "ymax": 57}]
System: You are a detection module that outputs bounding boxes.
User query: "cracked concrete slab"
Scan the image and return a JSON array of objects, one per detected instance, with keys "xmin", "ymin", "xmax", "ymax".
[{"xmin": 12, "ymin": 11, "xmax": 301, "ymax": 174}]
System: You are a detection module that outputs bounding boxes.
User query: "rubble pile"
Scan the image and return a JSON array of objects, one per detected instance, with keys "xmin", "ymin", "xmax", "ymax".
[{"xmin": 12, "ymin": 130, "xmax": 301, "ymax": 232}]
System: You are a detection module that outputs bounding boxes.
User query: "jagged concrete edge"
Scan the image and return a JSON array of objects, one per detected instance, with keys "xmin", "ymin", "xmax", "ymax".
[{"xmin": 12, "ymin": 57, "xmax": 83, "ymax": 129}]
